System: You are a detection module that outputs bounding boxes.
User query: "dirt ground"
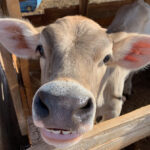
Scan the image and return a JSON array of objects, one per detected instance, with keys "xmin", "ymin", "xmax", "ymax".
[{"xmin": 33, "ymin": 0, "xmax": 150, "ymax": 149}]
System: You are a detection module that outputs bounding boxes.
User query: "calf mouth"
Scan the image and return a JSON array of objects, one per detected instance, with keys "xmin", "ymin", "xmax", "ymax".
[
  {"xmin": 40, "ymin": 128, "xmax": 83, "ymax": 148},
  {"xmin": 32, "ymin": 80, "xmax": 96, "ymax": 148}
]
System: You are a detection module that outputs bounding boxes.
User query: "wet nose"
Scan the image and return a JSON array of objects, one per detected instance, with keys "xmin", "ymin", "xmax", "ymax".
[{"xmin": 32, "ymin": 80, "xmax": 95, "ymax": 127}]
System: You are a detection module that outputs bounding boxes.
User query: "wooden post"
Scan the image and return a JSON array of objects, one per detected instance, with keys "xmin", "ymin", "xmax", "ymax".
[
  {"xmin": 3, "ymin": 0, "xmax": 34, "ymax": 114},
  {"xmin": 0, "ymin": 46, "xmax": 27, "ymax": 135},
  {"xmin": 0, "ymin": 0, "xmax": 29, "ymax": 135},
  {"xmin": 0, "ymin": 64, "xmax": 24, "ymax": 150},
  {"xmin": 19, "ymin": 59, "xmax": 33, "ymax": 114},
  {"xmin": 28, "ymin": 105, "xmax": 150, "ymax": 150},
  {"xmin": 79, "ymin": 0, "xmax": 89, "ymax": 16}
]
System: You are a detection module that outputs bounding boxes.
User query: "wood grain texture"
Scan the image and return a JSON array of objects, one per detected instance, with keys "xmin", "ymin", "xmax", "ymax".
[
  {"xmin": 3, "ymin": 0, "xmax": 33, "ymax": 114},
  {"xmin": 4, "ymin": 0, "xmax": 21, "ymax": 18},
  {"xmin": 20, "ymin": 59, "xmax": 33, "ymax": 114},
  {"xmin": 0, "ymin": 46, "xmax": 27, "ymax": 135},
  {"xmin": 28, "ymin": 105, "xmax": 150, "ymax": 150},
  {"xmin": 0, "ymin": 64, "xmax": 23, "ymax": 150},
  {"xmin": 0, "ymin": 0, "xmax": 28, "ymax": 135},
  {"xmin": 6, "ymin": 0, "xmax": 33, "ymax": 116}
]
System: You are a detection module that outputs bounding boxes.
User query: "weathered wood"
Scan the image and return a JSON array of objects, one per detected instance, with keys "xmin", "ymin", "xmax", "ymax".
[
  {"xmin": 0, "ymin": 0, "xmax": 28, "ymax": 135},
  {"xmin": 0, "ymin": 46, "xmax": 27, "ymax": 135},
  {"xmin": 2, "ymin": 0, "xmax": 34, "ymax": 116},
  {"xmin": 12, "ymin": 55, "xmax": 31, "ymax": 116},
  {"xmin": 5, "ymin": 0, "xmax": 33, "ymax": 116},
  {"xmin": 19, "ymin": 59, "xmax": 33, "ymax": 114},
  {"xmin": 29, "ymin": 59, "xmax": 41, "ymax": 94},
  {"xmin": 0, "ymin": 64, "xmax": 23, "ymax": 150},
  {"xmin": 79, "ymin": 0, "xmax": 89, "ymax": 16},
  {"xmin": 27, "ymin": 105, "xmax": 150, "ymax": 150},
  {"xmin": 4, "ymin": 0, "xmax": 21, "ymax": 18},
  {"xmin": 24, "ymin": 0, "xmax": 136, "ymax": 27}
]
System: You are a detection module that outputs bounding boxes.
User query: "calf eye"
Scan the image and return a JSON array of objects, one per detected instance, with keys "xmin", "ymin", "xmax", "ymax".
[
  {"xmin": 36, "ymin": 45, "xmax": 44, "ymax": 57},
  {"xmin": 103, "ymin": 54, "xmax": 111, "ymax": 64}
]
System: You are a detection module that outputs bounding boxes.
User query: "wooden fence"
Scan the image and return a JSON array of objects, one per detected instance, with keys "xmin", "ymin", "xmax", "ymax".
[
  {"xmin": 0, "ymin": 0, "xmax": 150, "ymax": 149},
  {"xmin": 27, "ymin": 105, "xmax": 150, "ymax": 150}
]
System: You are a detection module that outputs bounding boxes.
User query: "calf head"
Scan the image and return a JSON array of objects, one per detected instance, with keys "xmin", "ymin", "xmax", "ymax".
[{"xmin": 1, "ymin": 16, "xmax": 150, "ymax": 148}]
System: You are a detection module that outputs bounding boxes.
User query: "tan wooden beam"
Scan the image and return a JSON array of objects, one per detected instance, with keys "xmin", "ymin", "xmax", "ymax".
[
  {"xmin": 4, "ymin": 0, "xmax": 33, "ymax": 114},
  {"xmin": 0, "ymin": 46, "xmax": 27, "ymax": 135},
  {"xmin": 0, "ymin": 0, "xmax": 30, "ymax": 135},
  {"xmin": 28, "ymin": 105, "xmax": 150, "ymax": 150},
  {"xmin": 4, "ymin": 0, "xmax": 21, "ymax": 18}
]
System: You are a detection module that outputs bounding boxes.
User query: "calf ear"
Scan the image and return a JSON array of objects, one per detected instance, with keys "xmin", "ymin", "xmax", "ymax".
[
  {"xmin": 110, "ymin": 33, "xmax": 150, "ymax": 70},
  {"xmin": 0, "ymin": 18, "xmax": 40, "ymax": 58}
]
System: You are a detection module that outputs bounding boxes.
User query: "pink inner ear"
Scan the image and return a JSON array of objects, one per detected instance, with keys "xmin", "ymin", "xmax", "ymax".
[
  {"xmin": 4, "ymin": 26, "xmax": 29, "ymax": 49},
  {"xmin": 124, "ymin": 41, "xmax": 150, "ymax": 62}
]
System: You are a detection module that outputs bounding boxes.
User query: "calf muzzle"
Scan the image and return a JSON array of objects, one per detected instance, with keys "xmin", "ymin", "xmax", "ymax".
[{"xmin": 32, "ymin": 80, "xmax": 95, "ymax": 147}]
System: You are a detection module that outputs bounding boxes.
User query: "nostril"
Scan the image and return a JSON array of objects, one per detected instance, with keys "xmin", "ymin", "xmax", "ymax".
[
  {"xmin": 80, "ymin": 98, "xmax": 93, "ymax": 110},
  {"xmin": 96, "ymin": 116, "xmax": 103, "ymax": 123},
  {"xmin": 34, "ymin": 96, "xmax": 49, "ymax": 118},
  {"xmin": 73, "ymin": 98, "xmax": 94, "ymax": 123},
  {"xmin": 39, "ymin": 98, "xmax": 49, "ymax": 111}
]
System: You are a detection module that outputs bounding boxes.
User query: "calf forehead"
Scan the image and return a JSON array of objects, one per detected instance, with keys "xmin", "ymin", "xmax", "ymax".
[{"xmin": 42, "ymin": 16, "xmax": 111, "ymax": 55}]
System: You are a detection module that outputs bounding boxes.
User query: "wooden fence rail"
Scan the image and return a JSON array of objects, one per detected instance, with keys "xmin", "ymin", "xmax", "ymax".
[{"xmin": 28, "ymin": 105, "xmax": 150, "ymax": 150}]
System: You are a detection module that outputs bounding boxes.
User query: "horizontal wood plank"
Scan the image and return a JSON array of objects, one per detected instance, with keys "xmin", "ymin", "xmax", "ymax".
[{"xmin": 28, "ymin": 105, "xmax": 150, "ymax": 150}]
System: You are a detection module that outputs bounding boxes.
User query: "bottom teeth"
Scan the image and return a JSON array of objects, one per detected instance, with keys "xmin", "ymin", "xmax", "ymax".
[
  {"xmin": 52, "ymin": 130, "xmax": 60, "ymax": 134},
  {"xmin": 62, "ymin": 131, "xmax": 71, "ymax": 135},
  {"xmin": 46, "ymin": 129, "xmax": 75, "ymax": 135}
]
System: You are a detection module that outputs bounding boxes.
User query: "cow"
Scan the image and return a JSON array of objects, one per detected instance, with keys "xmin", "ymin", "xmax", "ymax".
[
  {"xmin": 96, "ymin": 0, "xmax": 150, "ymax": 121},
  {"xmin": 0, "ymin": 10, "xmax": 150, "ymax": 149}
]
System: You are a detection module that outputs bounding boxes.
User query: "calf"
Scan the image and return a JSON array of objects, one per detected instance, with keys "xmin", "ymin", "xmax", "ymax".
[
  {"xmin": 0, "ymin": 14, "xmax": 150, "ymax": 148},
  {"xmin": 96, "ymin": 0, "xmax": 150, "ymax": 121}
]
